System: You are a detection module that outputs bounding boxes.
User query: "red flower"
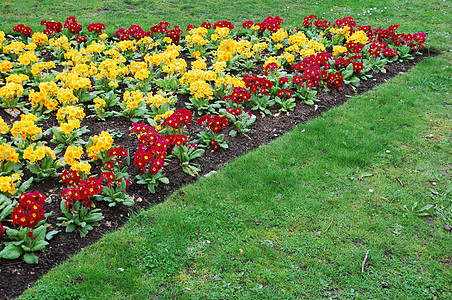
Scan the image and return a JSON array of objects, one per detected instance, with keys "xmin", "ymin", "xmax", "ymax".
[
  {"xmin": 314, "ymin": 19, "xmax": 331, "ymax": 30},
  {"xmin": 61, "ymin": 170, "xmax": 81, "ymax": 187},
  {"xmin": 199, "ymin": 115, "xmax": 229, "ymax": 133},
  {"xmin": 76, "ymin": 35, "xmax": 87, "ymax": 43},
  {"xmin": 100, "ymin": 172, "xmax": 116, "ymax": 187},
  {"xmin": 150, "ymin": 21, "xmax": 170, "ymax": 34},
  {"xmin": 226, "ymin": 107, "xmax": 242, "ymax": 116},
  {"xmin": 353, "ymin": 61, "xmax": 364, "ymax": 75},
  {"xmin": 326, "ymin": 72, "xmax": 344, "ymax": 90},
  {"xmin": 41, "ymin": 20, "xmax": 63, "ymax": 35},
  {"xmin": 277, "ymin": 88, "xmax": 293, "ymax": 99},
  {"xmin": 149, "ymin": 163, "xmax": 160, "ymax": 175},
  {"xmin": 303, "ymin": 15, "xmax": 318, "ymax": 27},
  {"xmin": 382, "ymin": 47, "xmax": 397, "ymax": 57},
  {"xmin": 87, "ymin": 23, "xmax": 106, "ymax": 35},
  {"xmin": 186, "ymin": 24, "xmax": 197, "ymax": 31},
  {"xmin": 13, "ymin": 24, "xmax": 32, "ymax": 37},
  {"xmin": 242, "ymin": 20, "xmax": 254, "ymax": 29},
  {"xmin": 223, "ymin": 87, "xmax": 251, "ymax": 103},
  {"xmin": 264, "ymin": 62, "xmax": 279, "ymax": 76},
  {"xmin": 334, "ymin": 57, "xmax": 350, "ymax": 70},
  {"xmin": 201, "ymin": 22, "xmax": 212, "ymax": 29},
  {"xmin": 64, "ymin": 17, "xmax": 83, "ymax": 34},
  {"xmin": 0, "ymin": 222, "xmax": 5, "ymax": 239},
  {"xmin": 11, "ymin": 191, "xmax": 47, "ymax": 229},
  {"xmin": 115, "ymin": 28, "xmax": 130, "ymax": 40},
  {"xmin": 258, "ymin": 16, "xmax": 284, "ymax": 33},
  {"xmin": 162, "ymin": 109, "xmax": 193, "ymax": 130},
  {"xmin": 165, "ymin": 134, "xmax": 188, "ymax": 146},
  {"xmin": 242, "ymin": 73, "xmax": 273, "ymax": 95},
  {"xmin": 210, "ymin": 140, "xmax": 220, "ymax": 151},
  {"xmin": 213, "ymin": 20, "xmax": 234, "ymax": 30},
  {"xmin": 279, "ymin": 77, "xmax": 289, "ymax": 85},
  {"xmin": 166, "ymin": 26, "xmax": 183, "ymax": 44}
]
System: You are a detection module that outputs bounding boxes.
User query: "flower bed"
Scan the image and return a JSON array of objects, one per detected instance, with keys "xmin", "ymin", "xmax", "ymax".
[{"xmin": 0, "ymin": 14, "xmax": 427, "ymax": 295}]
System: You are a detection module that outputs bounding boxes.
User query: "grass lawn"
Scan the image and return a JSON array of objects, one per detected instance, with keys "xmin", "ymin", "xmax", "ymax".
[{"xmin": 1, "ymin": 0, "xmax": 450, "ymax": 299}]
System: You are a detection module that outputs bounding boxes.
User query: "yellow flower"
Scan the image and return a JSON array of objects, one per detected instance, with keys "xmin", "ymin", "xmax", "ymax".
[
  {"xmin": 123, "ymin": 90, "xmax": 144, "ymax": 110},
  {"xmin": 192, "ymin": 59, "xmax": 207, "ymax": 70},
  {"xmin": 333, "ymin": 45, "xmax": 348, "ymax": 56},
  {"xmin": 0, "ymin": 116, "xmax": 10, "ymax": 134},
  {"xmin": 213, "ymin": 61, "xmax": 226, "ymax": 73},
  {"xmin": 18, "ymin": 51, "xmax": 39, "ymax": 66},
  {"xmin": 0, "ymin": 175, "xmax": 18, "ymax": 195},
  {"xmin": 23, "ymin": 145, "xmax": 37, "ymax": 164},
  {"xmin": 70, "ymin": 161, "xmax": 91, "ymax": 175},
  {"xmin": 346, "ymin": 30, "xmax": 369, "ymax": 44},
  {"xmin": 271, "ymin": 28, "xmax": 288, "ymax": 43},
  {"xmin": 32, "ymin": 32, "xmax": 48, "ymax": 46},
  {"xmin": 87, "ymin": 131, "xmax": 114, "ymax": 161},
  {"xmin": 6, "ymin": 74, "xmax": 29, "ymax": 84},
  {"xmin": 0, "ymin": 144, "xmax": 19, "ymax": 163},
  {"xmin": 0, "ymin": 60, "xmax": 13, "ymax": 72},
  {"xmin": 3, "ymin": 41, "xmax": 26, "ymax": 54},
  {"xmin": 57, "ymin": 88, "xmax": 78, "ymax": 105},
  {"xmin": 10, "ymin": 114, "xmax": 42, "ymax": 141},
  {"xmin": 0, "ymin": 82, "xmax": 24, "ymax": 100},
  {"xmin": 64, "ymin": 145, "xmax": 83, "ymax": 165}
]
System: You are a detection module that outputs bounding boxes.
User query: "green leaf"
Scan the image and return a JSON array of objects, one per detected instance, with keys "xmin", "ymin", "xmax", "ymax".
[
  {"xmin": 16, "ymin": 177, "xmax": 33, "ymax": 196},
  {"xmin": 33, "ymin": 225, "xmax": 47, "ymax": 241},
  {"xmin": 52, "ymin": 127, "xmax": 66, "ymax": 143},
  {"xmin": 31, "ymin": 240, "xmax": 49, "ymax": 251},
  {"xmin": 190, "ymin": 149, "xmax": 205, "ymax": 160},
  {"xmin": 5, "ymin": 228, "xmax": 21, "ymax": 240},
  {"xmin": 159, "ymin": 177, "xmax": 170, "ymax": 184},
  {"xmin": 23, "ymin": 252, "xmax": 39, "ymax": 264},
  {"xmin": 46, "ymin": 230, "xmax": 61, "ymax": 240},
  {"xmin": 147, "ymin": 184, "xmax": 156, "ymax": 194},
  {"xmin": 0, "ymin": 243, "xmax": 23, "ymax": 259},
  {"xmin": 66, "ymin": 223, "xmax": 76, "ymax": 233}
]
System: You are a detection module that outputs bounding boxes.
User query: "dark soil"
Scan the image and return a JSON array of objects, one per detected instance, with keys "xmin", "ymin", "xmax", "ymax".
[{"xmin": 0, "ymin": 48, "xmax": 438, "ymax": 299}]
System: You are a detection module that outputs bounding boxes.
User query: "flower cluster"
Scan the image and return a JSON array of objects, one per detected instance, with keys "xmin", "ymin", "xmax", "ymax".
[
  {"xmin": 61, "ymin": 171, "xmax": 103, "ymax": 209},
  {"xmin": 162, "ymin": 109, "xmax": 193, "ymax": 131},
  {"xmin": 40, "ymin": 20, "xmax": 63, "ymax": 35},
  {"xmin": 11, "ymin": 114, "xmax": 42, "ymax": 143},
  {"xmin": 13, "ymin": 24, "xmax": 32, "ymax": 37},
  {"xmin": 130, "ymin": 123, "xmax": 169, "ymax": 175},
  {"xmin": 222, "ymin": 87, "xmax": 251, "ymax": 104},
  {"xmin": 256, "ymin": 16, "xmax": 284, "ymax": 33},
  {"xmin": 198, "ymin": 115, "xmax": 229, "ymax": 133},
  {"xmin": 213, "ymin": 20, "xmax": 234, "ymax": 30},
  {"xmin": 104, "ymin": 146, "xmax": 128, "ymax": 170},
  {"xmin": 243, "ymin": 73, "xmax": 273, "ymax": 94},
  {"xmin": 23, "ymin": 144, "xmax": 55, "ymax": 164},
  {"xmin": 11, "ymin": 191, "xmax": 46, "ymax": 229},
  {"xmin": 86, "ymin": 131, "xmax": 114, "ymax": 161},
  {"xmin": 0, "ymin": 174, "xmax": 21, "ymax": 195},
  {"xmin": 87, "ymin": 23, "xmax": 106, "ymax": 35},
  {"xmin": 64, "ymin": 17, "xmax": 83, "ymax": 34},
  {"xmin": 0, "ymin": 14, "xmax": 427, "ymax": 245}
]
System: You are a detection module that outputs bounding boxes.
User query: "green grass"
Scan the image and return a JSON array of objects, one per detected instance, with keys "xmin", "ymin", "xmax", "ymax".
[
  {"xmin": 2, "ymin": 0, "xmax": 450, "ymax": 299},
  {"xmin": 1, "ymin": 0, "xmax": 450, "ymax": 49}
]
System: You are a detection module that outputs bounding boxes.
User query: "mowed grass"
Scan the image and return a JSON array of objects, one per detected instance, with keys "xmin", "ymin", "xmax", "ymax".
[
  {"xmin": 1, "ymin": 0, "xmax": 451, "ymax": 50},
  {"xmin": 0, "ymin": 0, "xmax": 450, "ymax": 299}
]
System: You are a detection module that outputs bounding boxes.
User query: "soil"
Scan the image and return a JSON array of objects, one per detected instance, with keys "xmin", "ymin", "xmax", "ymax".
[{"xmin": 0, "ymin": 48, "xmax": 438, "ymax": 299}]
